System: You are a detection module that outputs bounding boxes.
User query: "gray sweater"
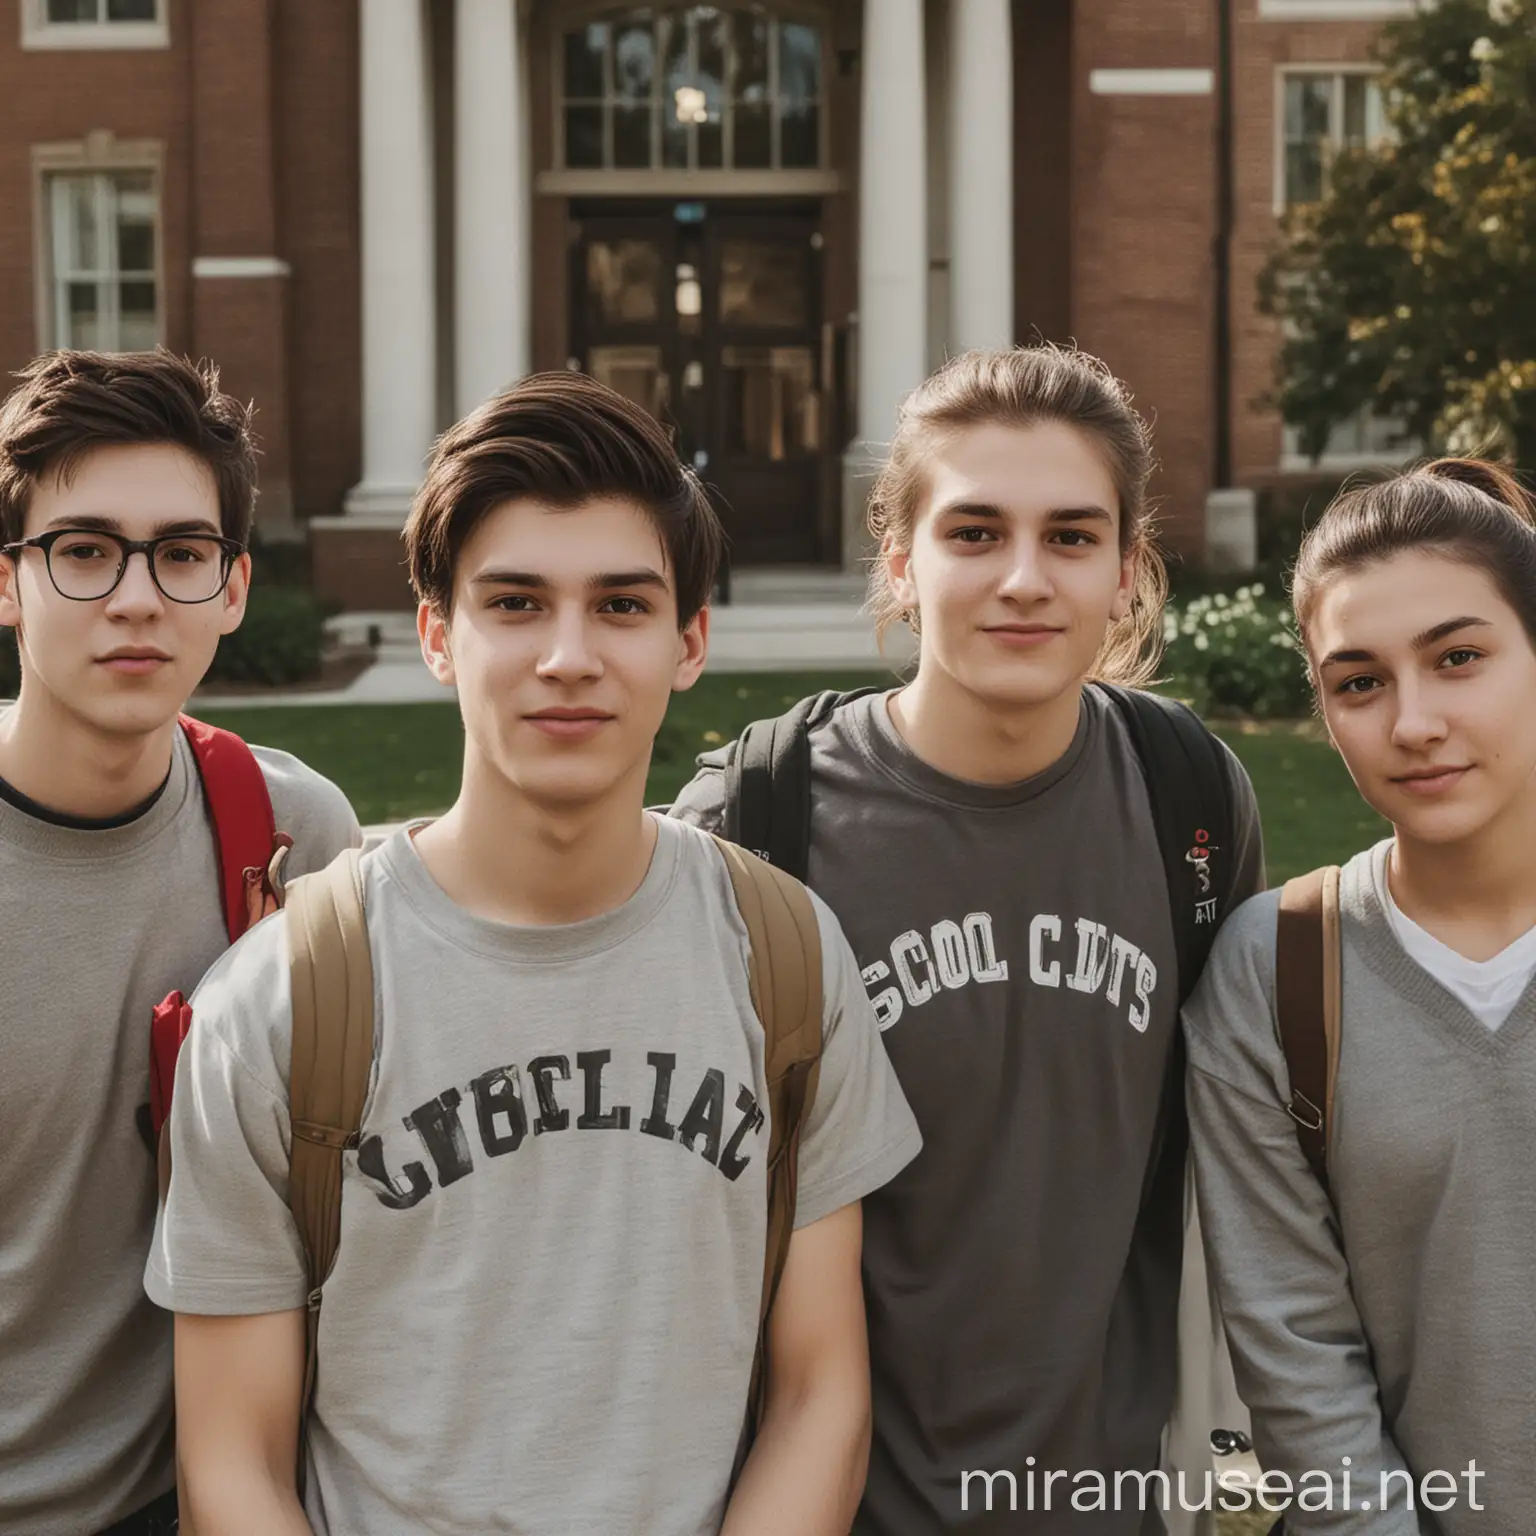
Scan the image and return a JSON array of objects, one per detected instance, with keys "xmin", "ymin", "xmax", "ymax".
[{"xmin": 1184, "ymin": 841, "xmax": 1535, "ymax": 1536}]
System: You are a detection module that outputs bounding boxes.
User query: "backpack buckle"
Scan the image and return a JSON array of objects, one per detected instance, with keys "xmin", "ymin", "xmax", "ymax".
[{"xmin": 1287, "ymin": 1091, "xmax": 1323, "ymax": 1132}]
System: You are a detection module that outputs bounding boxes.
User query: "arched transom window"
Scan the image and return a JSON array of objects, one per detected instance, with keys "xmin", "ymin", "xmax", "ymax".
[{"xmin": 560, "ymin": 6, "xmax": 824, "ymax": 172}]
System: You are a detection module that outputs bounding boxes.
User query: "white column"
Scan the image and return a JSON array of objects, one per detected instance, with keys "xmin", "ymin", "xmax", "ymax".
[
  {"xmin": 455, "ymin": 0, "xmax": 528, "ymax": 413},
  {"xmin": 857, "ymin": 0, "xmax": 928, "ymax": 454},
  {"xmin": 948, "ymin": 0, "xmax": 1014, "ymax": 352},
  {"xmin": 346, "ymin": 0, "xmax": 436, "ymax": 519}
]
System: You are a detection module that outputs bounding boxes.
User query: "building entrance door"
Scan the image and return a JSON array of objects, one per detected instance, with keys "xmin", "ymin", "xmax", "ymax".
[{"xmin": 571, "ymin": 202, "xmax": 826, "ymax": 565}]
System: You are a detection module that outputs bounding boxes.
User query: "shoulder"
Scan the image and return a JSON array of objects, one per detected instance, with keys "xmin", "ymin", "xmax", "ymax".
[
  {"xmin": 185, "ymin": 904, "xmax": 295, "ymax": 1095},
  {"xmin": 249, "ymin": 743, "xmax": 362, "ymax": 874},
  {"xmin": 1181, "ymin": 887, "xmax": 1285, "ymax": 1094},
  {"xmin": 666, "ymin": 687, "xmax": 887, "ymax": 831}
]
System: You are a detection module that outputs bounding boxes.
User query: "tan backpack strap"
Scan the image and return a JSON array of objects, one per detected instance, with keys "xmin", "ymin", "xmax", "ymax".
[
  {"xmin": 1276, "ymin": 866, "xmax": 1342, "ymax": 1199},
  {"xmin": 283, "ymin": 848, "xmax": 375, "ymax": 1489},
  {"xmin": 710, "ymin": 836, "xmax": 824, "ymax": 1434}
]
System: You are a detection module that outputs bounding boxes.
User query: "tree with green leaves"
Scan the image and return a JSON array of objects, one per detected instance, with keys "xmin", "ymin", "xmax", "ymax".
[{"xmin": 1260, "ymin": 0, "xmax": 1536, "ymax": 466}]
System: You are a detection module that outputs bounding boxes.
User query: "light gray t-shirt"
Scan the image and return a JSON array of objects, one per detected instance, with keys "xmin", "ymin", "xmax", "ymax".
[
  {"xmin": 672, "ymin": 686, "xmax": 1264, "ymax": 1533},
  {"xmin": 146, "ymin": 815, "xmax": 920, "ymax": 1536},
  {"xmin": 1185, "ymin": 841, "xmax": 1535, "ymax": 1536},
  {"xmin": 0, "ymin": 725, "xmax": 359, "ymax": 1536}
]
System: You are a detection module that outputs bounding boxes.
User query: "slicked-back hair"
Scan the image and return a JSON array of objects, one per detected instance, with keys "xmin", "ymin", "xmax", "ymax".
[
  {"xmin": 0, "ymin": 348, "xmax": 258, "ymax": 545},
  {"xmin": 405, "ymin": 371, "xmax": 724, "ymax": 628},
  {"xmin": 1292, "ymin": 457, "xmax": 1536, "ymax": 652}
]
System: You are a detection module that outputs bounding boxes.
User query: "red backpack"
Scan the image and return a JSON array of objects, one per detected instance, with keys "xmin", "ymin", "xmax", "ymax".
[{"xmin": 147, "ymin": 715, "xmax": 290, "ymax": 1142}]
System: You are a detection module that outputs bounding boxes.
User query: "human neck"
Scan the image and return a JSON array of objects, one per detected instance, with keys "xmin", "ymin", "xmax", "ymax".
[
  {"xmin": 1389, "ymin": 784, "xmax": 1536, "ymax": 960},
  {"xmin": 0, "ymin": 685, "xmax": 179, "ymax": 820},
  {"xmin": 888, "ymin": 664, "xmax": 1084, "ymax": 786},
  {"xmin": 412, "ymin": 752, "xmax": 658, "ymax": 927}
]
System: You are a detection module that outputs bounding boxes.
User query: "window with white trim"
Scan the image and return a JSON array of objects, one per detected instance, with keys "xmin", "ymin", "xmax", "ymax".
[
  {"xmin": 1279, "ymin": 70, "xmax": 1387, "ymax": 210},
  {"xmin": 23, "ymin": 0, "xmax": 167, "ymax": 50},
  {"xmin": 1282, "ymin": 412, "xmax": 1413, "ymax": 470},
  {"xmin": 560, "ymin": 6, "xmax": 825, "ymax": 172},
  {"xmin": 45, "ymin": 172, "xmax": 160, "ymax": 351}
]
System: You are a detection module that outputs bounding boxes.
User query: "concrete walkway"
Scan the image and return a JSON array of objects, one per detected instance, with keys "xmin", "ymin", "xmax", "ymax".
[{"xmin": 197, "ymin": 572, "xmax": 912, "ymax": 710}]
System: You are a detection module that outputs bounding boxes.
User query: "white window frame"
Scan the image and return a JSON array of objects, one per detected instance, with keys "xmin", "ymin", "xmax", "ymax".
[
  {"xmin": 32, "ymin": 136, "xmax": 165, "ymax": 353},
  {"xmin": 1273, "ymin": 64, "xmax": 1388, "ymax": 216},
  {"xmin": 21, "ymin": 0, "xmax": 168, "ymax": 52},
  {"xmin": 1280, "ymin": 413, "xmax": 1418, "ymax": 473},
  {"xmin": 1258, "ymin": 0, "xmax": 1415, "ymax": 19}
]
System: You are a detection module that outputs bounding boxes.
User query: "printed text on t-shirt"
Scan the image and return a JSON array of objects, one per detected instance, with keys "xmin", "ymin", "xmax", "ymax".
[
  {"xmin": 860, "ymin": 911, "xmax": 1158, "ymax": 1033},
  {"xmin": 357, "ymin": 1050, "xmax": 764, "ymax": 1208}
]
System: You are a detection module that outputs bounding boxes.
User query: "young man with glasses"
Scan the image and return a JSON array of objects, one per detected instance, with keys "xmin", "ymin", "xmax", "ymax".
[{"xmin": 0, "ymin": 349, "xmax": 360, "ymax": 1536}]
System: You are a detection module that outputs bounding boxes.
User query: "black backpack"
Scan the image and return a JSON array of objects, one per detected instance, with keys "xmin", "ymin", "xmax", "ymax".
[{"xmin": 697, "ymin": 682, "xmax": 1238, "ymax": 1210}]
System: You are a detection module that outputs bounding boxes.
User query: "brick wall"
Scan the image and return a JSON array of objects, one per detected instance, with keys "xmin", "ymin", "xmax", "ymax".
[{"xmin": 1072, "ymin": 0, "xmax": 1218, "ymax": 556}]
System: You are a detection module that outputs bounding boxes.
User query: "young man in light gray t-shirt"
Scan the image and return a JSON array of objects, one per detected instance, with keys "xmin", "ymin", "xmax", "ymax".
[
  {"xmin": 149, "ymin": 372, "xmax": 920, "ymax": 1535},
  {"xmin": 0, "ymin": 351, "xmax": 360, "ymax": 1536}
]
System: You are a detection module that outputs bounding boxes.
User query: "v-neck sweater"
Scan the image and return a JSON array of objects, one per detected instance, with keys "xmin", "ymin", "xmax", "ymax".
[{"xmin": 1184, "ymin": 840, "xmax": 1535, "ymax": 1536}]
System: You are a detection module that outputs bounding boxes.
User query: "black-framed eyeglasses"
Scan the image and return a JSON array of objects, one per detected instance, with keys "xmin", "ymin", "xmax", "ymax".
[{"xmin": 1, "ymin": 527, "xmax": 246, "ymax": 605}]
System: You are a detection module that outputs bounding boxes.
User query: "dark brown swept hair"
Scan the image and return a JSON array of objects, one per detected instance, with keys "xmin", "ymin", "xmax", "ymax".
[
  {"xmin": 0, "ymin": 348, "xmax": 258, "ymax": 545},
  {"xmin": 866, "ymin": 344, "xmax": 1167, "ymax": 686},
  {"xmin": 405, "ymin": 371, "xmax": 724, "ymax": 627},
  {"xmin": 1291, "ymin": 458, "xmax": 1536, "ymax": 649}
]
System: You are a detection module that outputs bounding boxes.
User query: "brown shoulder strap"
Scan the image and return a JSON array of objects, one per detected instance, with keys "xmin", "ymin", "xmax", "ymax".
[
  {"xmin": 711, "ymin": 835, "xmax": 824, "ymax": 1435},
  {"xmin": 284, "ymin": 848, "xmax": 375, "ymax": 1483},
  {"xmin": 1276, "ymin": 866, "xmax": 1342, "ymax": 1199}
]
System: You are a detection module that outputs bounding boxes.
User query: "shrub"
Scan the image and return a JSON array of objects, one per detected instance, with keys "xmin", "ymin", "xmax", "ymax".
[
  {"xmin": 205, "ymin": 584, "xmax": 327, "ymax": 686},
  {"xmin": 1161, "ymin": 584, "xmax": 1312, "ymax": 720}
]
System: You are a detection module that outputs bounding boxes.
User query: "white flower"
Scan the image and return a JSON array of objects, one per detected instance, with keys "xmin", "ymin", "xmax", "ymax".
[
  {"xmin": 1193, "ymin": 631, "xmax": 1210, "ymax": 652},
  {"xmin": 1489, "ymin": 0, "xmax": 1519, "ymax": 27},
  {"xmin": 1471, "ymin": 35, "xmax": 1499, "ymax": 61}
]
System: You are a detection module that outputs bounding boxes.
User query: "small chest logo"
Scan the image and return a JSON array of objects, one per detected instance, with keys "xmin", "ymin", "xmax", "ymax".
[{"xmin": 1187, "ymin": 828, "xmax": 1220, "ymax": 925}]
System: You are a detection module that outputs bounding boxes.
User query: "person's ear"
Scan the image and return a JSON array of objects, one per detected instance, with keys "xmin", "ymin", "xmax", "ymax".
[
  {"xmin": 419, "ymin": 599, "xmax": 457, "ymax": 687},
  {"xmin": 1109, "ymin": 544, "xmax": 1137, "ymax": 624},
  {"xmin": 0, "ymin": 553, "xmax": 21, "ymax": 632},
  {"xmin": 673, "ymin": 605, "xmax": 709, "ymax": 694},
  {"xmin": 217, "ymin": 551, "xmax": 252, "ymax": 635},
  {"xmin": 886, "ymin": 534, "xmax": 918, "ymax": 614}
]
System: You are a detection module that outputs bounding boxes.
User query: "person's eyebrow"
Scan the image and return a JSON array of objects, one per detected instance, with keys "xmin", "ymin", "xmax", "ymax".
[
  {"xmin": 1412, "ymin": 615, "xmax": 1491, "ymax": 650},
  {"xmin": 39, "ymin": 514, "xmax": 223, "ymax": 537},
  {"xmin": 1045, "ymin": 506, "xmax": 1115, "ymax": 526},
  {"xmin": 931, "ymin": 501, "xmax": 1115, "ymax": 525},
  {"xmin": 589, "ymin": 568, "xmax": 669, "ymax": 591},
  {"xmin": 471, "ymin": 569, "xmax": 548, "ymax": 589},
  {"xmin": 1319, "ymin": 617, "xmax": 1493, "ymax": 669},
  {"xmin": 469, "ymin": 568, "xmax": 670, "ymax": 591}
]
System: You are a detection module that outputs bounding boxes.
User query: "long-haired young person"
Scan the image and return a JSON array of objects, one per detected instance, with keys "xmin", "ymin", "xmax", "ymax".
[
  {"xmin": 0, "ymin": 350, "xmax": 359, "ymax": 1536},
  {"xmin": 1186, "ymin": 459, "xmax": 1536, "ymax": 1536},
  {"xmin": 672, "ymin": 345, "xmax": 1265, "ymax": 1531},
  {"xmin": 147, "ymin": 372, "xmax": 920, "ymax": 1535}
]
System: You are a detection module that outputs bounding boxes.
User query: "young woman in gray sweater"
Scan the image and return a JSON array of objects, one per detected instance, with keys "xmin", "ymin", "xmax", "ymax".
[{"xmin": 1186, "ymin": 458, "xmax": 1536, "ymax": 1536}]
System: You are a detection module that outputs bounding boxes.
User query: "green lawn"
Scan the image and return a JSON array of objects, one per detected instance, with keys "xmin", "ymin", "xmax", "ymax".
[{"xmin": 200, "ymin": 673, "xmax": 1386, "ymax": 880}]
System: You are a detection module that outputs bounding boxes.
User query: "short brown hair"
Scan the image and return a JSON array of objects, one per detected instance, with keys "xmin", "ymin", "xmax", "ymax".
[
  {"xmin": 867, "ymin": 345, "xmax": 1167, "ymax": 687},
  {"xmin": 405, "ymin": 371, "xmax": 724, "ymax": 626},
  {"xmin": 1292, "ymin": 457, "xmax": 1536, "ymax": 650},
  {"xmin": 0, "ymin": 348, "xmax": 259, "ymax": 545}
]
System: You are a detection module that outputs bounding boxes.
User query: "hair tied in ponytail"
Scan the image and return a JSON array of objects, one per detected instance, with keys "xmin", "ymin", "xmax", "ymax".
[{"xmin": 1420, "ymin": 457, "xmax": 1536, "ymax": 529}]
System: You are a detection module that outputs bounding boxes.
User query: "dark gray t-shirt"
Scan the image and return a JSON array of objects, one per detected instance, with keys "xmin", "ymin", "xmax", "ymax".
[{"xmin": 671, "ymin": 687, "xmax": 1264, "ymax": 1533}]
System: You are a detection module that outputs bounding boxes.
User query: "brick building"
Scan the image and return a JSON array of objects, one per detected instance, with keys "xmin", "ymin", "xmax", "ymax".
[{"xmin": 0, "ymin": 0, "xmax": 1412, "ymax": 610}]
